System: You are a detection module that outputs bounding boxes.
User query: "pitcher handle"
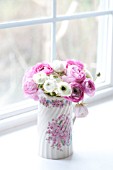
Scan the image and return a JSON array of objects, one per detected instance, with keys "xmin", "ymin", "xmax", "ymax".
[
  {"xmin": 73, "ymin": 115, "xmax": 76, "ymax": 124},
  {"xmin": 72, "ymin": 103, "xmax": 76, "ymax": 124}
]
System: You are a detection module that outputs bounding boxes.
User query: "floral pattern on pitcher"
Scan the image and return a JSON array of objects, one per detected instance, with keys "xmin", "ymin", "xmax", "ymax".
[
  {"xmin": 39, "ymin": 96, "xmax": 71, "ymax": 108},
  {"xmin": 46, "ymin": 114, "xmax": 72, "ymax": 151}
]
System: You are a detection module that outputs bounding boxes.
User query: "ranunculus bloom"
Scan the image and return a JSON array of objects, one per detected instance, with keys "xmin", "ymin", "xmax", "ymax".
[
  {"xmin": 43, "ymin": 79, "xmax": 57, "ymax": 92},
  {"xmin": 33, "ymin": 72, "xmax": 47, "ymax": 84},
  {"xmin": 52, "ymin": 60, "xmax": 65, "ymax": 72},
  {"xmin": 23, "ymin": 78, "xmax": 38, "ymax": 100},
  {"xmin": 50, "ymin": 74, "xmax": 61, "ymax": 83},
  {"xmin": 67, "ymin": 65, "xmax": 86, "ymax": 83},
  {"xmin": 33, "ymin": 63, "xmax": 53, "ymax": 75},
  {"xmin": 75, "ymin": 71, "xmax": 86, "ymax": 83},
  {"xmin": 62, "ymin": 75, "xmax": 76, "ymax": 83},
  {"xmin": 65, "ymin": 82, "xmax": 84, "ymax": 102},
  {"xmin": 31, "ymin": 93, "xmax": 39, "ymax": 101},
  {"xmin": 83, "ymin": 78, "xmax": 95, "ymax": 96},
  {"xmin": 57, "ymin": 82, "xmax": 72, "ymax": 96},
  {"xmin": 67, "ymin": 65, "xmax": 80, "ymax": 76},
  {"xmin": 23, "ymin": 67, "xmax": 36, "ymax": 82},
  {"xmin": 66, "ymin": 59, "xmax": 84, "ymax": 70},
  {"xmin": 74, "ymin": 103, "xmax": 88, "ymax": 118}
]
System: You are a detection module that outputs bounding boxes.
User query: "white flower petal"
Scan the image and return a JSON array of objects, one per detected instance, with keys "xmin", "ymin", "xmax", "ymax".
[
  {"xmin": 85, "ymin": 69, "xmax": 93, "ymax": 80},
  {"xmin": 43, "ymin": 79, "xmax": 57, "ymax": 92},
  {"xmin": 57, "ymin": 82, "xmax": 72, "ymax": 96},
  {"xmin": 50, "ymin": 74, "xmax": 61, "ymax": 83},
  {"xmin": 52, "ymin": 60, "xmax": 65, "ymax": 72},
  {"xmin": 33, "ymin": 72, "xmax": 47, "ymax": 84}
]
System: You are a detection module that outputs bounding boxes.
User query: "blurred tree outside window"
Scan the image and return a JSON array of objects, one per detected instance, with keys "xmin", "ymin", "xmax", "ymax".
[{"xmin": 0, "ymin": 0, "xmax": 110, "ymax": 109}]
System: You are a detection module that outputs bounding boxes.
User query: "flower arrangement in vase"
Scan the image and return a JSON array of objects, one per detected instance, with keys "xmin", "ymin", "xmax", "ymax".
[
  {"xmin": 23, "ymin": 59, "xmax": 97, "ymax": 117},
  {"xmin": 22, "ymin": 59, "xmax": 99, "ymax": 159}
]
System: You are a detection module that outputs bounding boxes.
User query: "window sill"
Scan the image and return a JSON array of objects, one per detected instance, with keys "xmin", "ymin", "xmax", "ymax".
[
  {"xmin": 0, "ymin": 86, "xmax": 113, "ymax": 136},
  {"xmin": 0, "ymin": 97, "xmax": 113, "ymax": 170},
  {"xmin": 0, "ymin": 110, "xmax": 37, "ymax": 136}
]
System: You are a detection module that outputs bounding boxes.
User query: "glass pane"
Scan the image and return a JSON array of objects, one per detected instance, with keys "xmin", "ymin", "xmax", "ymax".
[
  {"xmin": 0, "ymin": 0, "xmax": 51, "ymax": 22},
  {"xmin": 57, "ymin": 0, "xmax": 100, "ymax": 15},
  {"xmin": 0, "ymin": 24, "xmax": 51, "ymax": 108},
  {"xmin": 56, "ymin": 17, "xmax": 98, "ymax": 77}
]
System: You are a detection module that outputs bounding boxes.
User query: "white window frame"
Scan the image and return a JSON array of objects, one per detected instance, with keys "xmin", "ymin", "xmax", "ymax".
[{"xmin": 0, "ymin": 0, "xmax": 113, "ymax": 134}]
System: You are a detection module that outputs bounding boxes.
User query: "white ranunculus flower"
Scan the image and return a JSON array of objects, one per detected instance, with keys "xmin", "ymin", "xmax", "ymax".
[
  {"xmin": 43, "ymin": 79, "xmax": 57, "ymax": 92},
  {"xmin": 33, "ymin": 72, "xmax": 47, "ymax": 84},
  {"xmin": 52, "ymin": 60, "xmax": 65, "ymax": 72},
  {"xmin": 85, "ymin": 69, "xmax": 93, "ymax": 80},
  {"xmin": 50, "ymin": 74, "xmax": 61, "ymax": 83},
  {"xmin": 57, "ymin": 82, "xmax": 72, "ymax": 96}
]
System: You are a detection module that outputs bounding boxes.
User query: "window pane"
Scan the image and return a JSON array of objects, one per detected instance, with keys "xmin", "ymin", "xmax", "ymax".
[
  {"xmin": 0, "ymin": 24, "xmax": 51, "ymax": 108},
  {"xmin": 57, "ymin": 0, "xmax": 100, "ymax": 15},
  {"xmin": 0, "ymin": 0, "xmax": 51, "ymax": 22},
  {"xmin": 56, "ymin": 18, "xmax": 98, "ymax": 78}
]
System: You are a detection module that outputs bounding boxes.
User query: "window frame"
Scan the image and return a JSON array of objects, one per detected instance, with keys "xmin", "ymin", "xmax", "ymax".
[{"xmin": 0, "ymin": 0, "xmax": 113, "ymax": 133}]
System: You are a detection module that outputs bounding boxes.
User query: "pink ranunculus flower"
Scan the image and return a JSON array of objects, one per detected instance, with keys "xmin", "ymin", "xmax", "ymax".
[
  {"xmin": 67, "ymin": 65, "xmax": 81, "ymax": 76},
  {"xmin": 33, "ymin": 63, "xmax": 53, "ymax": 75},
  {"xmin": 62, "ymin": 75, "xmax": 76, "ymax": 83},
  {"xmin": 75, "ymin": 71, "xmax": 86, "ymax": 83},
  {"xmin": 74, "ymin": 103, "xmax": 88, "ymax": 118},
  {"xmin": 23, "ymin": 67, "xmax": 36, "ymax": 82},
  {"xmin": 66, "ymin": 59, "xmax": 84, "ymax": 70},
  {"xmin": 83, "ymin": 78, "xmax": 95, "ymax": 96},
  {"xmin": 23, "ymin": 78, "xmax": 38, "ymax": 100},
  {"xmin": 31, "ymin": 93, "xmax": 39, "ymax": 101},
  {"xmin": 65, "ymin": 82, "xmax": 84, "ymax": 102},
  {"xmin": 67, "ymin": 65, "xmax": 86, "ymax": 83}
]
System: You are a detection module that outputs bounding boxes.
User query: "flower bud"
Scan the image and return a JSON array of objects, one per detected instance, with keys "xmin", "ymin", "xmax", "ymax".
[{"xmin": 74, "ymin": 103, "xmax": 88, "ymax": 118}]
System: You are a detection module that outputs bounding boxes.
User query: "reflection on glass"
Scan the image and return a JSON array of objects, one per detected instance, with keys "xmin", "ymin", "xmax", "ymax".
[
  {"xmin": 57, "ymin": 0, "xmax": 100, "ymax": 15},
  {"xmin": 0, "ymin": 24, "xmax": 51, "ymax": 107},
  {"xmin": 0, "ymin": 0, "xmax": 51, "ymax": 22},
  {"xmin": 56, "ymin": 17, "xmax": 98, "ymax": 77}
]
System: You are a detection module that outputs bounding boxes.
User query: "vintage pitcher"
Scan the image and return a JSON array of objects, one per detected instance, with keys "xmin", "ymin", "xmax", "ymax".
[
  {"xmin": 37, "ymin": 93, "xmax": 75, "ymax": 159},
  {"xmin": 22, "ymin": 59, "xmax": 96, "ymax": 159}
]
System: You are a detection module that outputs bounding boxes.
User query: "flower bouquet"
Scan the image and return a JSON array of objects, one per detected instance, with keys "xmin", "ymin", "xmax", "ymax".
[
  {"xmin": 22, "ymin": 59, "xmax": 97, "ymax": 159},
  {"xmin": 23, "ymin": 59, "xmax": 96, "ymax": 117}
]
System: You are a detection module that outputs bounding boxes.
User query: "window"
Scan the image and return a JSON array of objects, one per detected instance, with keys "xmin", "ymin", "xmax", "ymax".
[{"xmin": 0, "ymin": 0, "xmax": 113, "ymax": 129}]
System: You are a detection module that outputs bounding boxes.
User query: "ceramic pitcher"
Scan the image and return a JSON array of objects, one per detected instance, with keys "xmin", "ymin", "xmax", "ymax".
[{"xmin": 37, "ymin": 93, "xmax": 75, "ymax": 159}]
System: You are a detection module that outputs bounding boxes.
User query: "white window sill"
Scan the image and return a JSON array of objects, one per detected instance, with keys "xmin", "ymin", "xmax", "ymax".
[{"xmin": 0, "ymin": 97, "xmax": 113, "ymax": 170}]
